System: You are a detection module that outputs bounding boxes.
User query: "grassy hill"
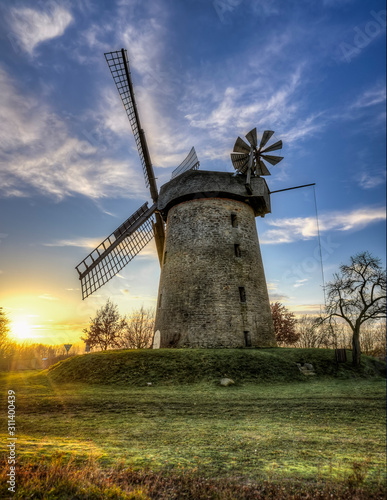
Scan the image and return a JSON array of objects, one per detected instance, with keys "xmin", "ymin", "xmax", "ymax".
[
  {"xmin": 2, "ymin": 348, "xmax": 385, "ymax": 498},
  {"xmin": 48, "ymin": 347, "xmax": 385, "ymax": 385}
]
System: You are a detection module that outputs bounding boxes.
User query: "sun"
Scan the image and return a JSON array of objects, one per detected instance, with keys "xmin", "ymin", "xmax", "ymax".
[{"xmin": 11, "ymin": 320, "xmax": 32, "ymax": 342}]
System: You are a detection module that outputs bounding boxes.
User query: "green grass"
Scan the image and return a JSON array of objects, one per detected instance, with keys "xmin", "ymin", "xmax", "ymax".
[
  {"xmin": 0, "ymin": 348, "xmax": 385, "ymax": 498},
  {"xmin": 47, "ymin": 347, "xmax": 386, "ymax": 385}
]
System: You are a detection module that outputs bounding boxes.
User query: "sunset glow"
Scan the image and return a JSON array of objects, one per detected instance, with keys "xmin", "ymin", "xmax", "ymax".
[
  {"xmin": 0, "ymin": 1, "xmax": 385, "ymax": 347},
  {"xmin": 11, "ymin": 320, "xmax": 32, "ymax": 342}
]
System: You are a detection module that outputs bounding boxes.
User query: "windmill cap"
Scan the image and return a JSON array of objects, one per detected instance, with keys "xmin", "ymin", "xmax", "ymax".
[{"xmin": 157, "ymin": 170, "xmax": 270, "ymax": 219}]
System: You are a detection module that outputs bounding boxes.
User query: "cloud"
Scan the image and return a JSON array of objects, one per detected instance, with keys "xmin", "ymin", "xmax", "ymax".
[
  {"xmin": 268, "ymin": 292, "xmax": 290, "ymax": 302},
  {"xmin": 77, "ymin": 7, "xmax": 191, "ymax": 173},
  {"xmin": 8, "ymin": 3, "xmax": 73, "ymax": 56},
  {"xmin": 43, "ymin": 237, "xmax": 102, "ymax": 249},
  {"xmin": 121, "ymin": 18, "xmax": 167, "ymax": 79},
  {"xmin": 322, "ymin": 0, "xmax": 355, "ymax": 5},
  {"xmin": 250, "ymin": 0, "xmax": 280, "ymax": 17},
  {"xmin": 95, "ymin": 86, "xmax": 192, "ymax": 171},
  {"xmin": 294, "ymin": 279, "xmax": 309, "ymax": 288},
  {"xmin": 290, "ymin": 304, "xmax": 323, "ymax": 315},
  {"xmin": 0, "ymin": 66, "xmax": 145, "ymax": 200},
  {"xmin": 280, "ymin": 113, "xmax": 325, "ymax": 143},
  {"xmin": 261, "ymin": 206, "xmax": 386, "ymax": 244},
  {"xmin": 79, "ymin": 8, "xmax": 331, "ymax": 174},
  {"xmin": 180, "ymin": 59, "xmax": 327, "ymax": 167},
  {"xmin": 185, "ymin": 67, "xmax": 303, "ymax": 137},
  {"xmin": 44, "ymin": 235, "xmax": 158, "ymax": 258},
  {"xmin": 351, "ymin": 83, "xmax": 386, "ymax": 109},
  {"xmin": 358, "ymin": 170, "xmax": 386, "ymax": 190},
  {"xmin": 38, "ymin": 294, "xmax": 59, "ymax": 301}
]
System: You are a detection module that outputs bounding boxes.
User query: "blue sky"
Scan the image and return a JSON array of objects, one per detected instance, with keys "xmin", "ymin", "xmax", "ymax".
[{"xmin": 0, "ymin": 0, "xmax": 385, "ymax": 344}]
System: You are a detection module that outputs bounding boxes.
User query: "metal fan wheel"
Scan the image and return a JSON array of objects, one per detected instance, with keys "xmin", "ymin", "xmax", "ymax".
[{"xmin": 230, "ymin": 127, "xmax": 284, "ymax": 177}]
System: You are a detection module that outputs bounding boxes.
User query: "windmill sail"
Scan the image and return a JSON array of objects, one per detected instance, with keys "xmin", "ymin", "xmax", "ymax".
[
  {"xmin": 105, "ymin": 50, "xmax": 158, "ymax": 202},
  {"xmin": 76, "ymin": 203, "xmax": 157, "ymax": 299},
  {"xmin": 171, "ymin": 147, "xmax": 200, "ymax": 179},
  {"xmin": 105, "ymin": 49, "xmax": 165, "ymax": 263}
]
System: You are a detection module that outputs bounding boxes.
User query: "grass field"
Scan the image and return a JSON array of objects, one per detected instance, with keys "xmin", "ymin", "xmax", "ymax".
[{"xmin": 0, "ymin": 348, "xmax": 385, "ymax": 498}]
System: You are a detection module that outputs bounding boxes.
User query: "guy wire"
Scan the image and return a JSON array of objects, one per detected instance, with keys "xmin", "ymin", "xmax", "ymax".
[{"xmin": 313, "ymin": 185, "xmax": 326, "ymax": 306}]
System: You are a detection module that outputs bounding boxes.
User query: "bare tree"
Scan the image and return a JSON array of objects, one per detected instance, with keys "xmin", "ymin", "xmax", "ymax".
[
  {"xmin": 81, "ymin": 299, "xmax": 125, "ymax": 350},
  {"xmin": 270, "ymin": 302, "xmax": 299, "ymax": 346},
  {"xmin": 295, "ymin": 315, "xmax": 328, "ymax": 349},
  {"xmin": 0, "ymin": 307, "xmax": 10, "ymax": 338},
  {"xmin": 0, "ymin": 308, "xmax": 12, "ymax": 356},
  {"xmin": 360, "ymin": 321, "xmax": 386, "ymax": 359},
  {"xmin": 371, "ymin": 321, "xmax": 387, "ymax": 359},
  {"xmin": 0, "ymin": 308, "xmax": 14, "ymax": 369},
  {"xmin": 326, "ymin": 320, "xmax": 354, "ymax": 350},
  {"xmin": 120, "ymin": 307, "xmax": 155, "ymax": 349},
  {"xmin": 324, "ymin": 252, "xmax": 386, "ymax": 366}
]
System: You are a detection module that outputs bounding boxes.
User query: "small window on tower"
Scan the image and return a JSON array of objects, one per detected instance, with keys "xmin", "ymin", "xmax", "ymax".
[
  {"xmin": 244, "ymin": 331, "xmax": 251, "ymax": 347},
  {"xmin": 158, "ymin": 294, "xmax": 162, "ymax": 309},
  {"xmin": 231, "ymin": 214, "xmax": 238, "ymax": 227},
  {"xmin": 239, "ymin": 287, "xmax": 246, "ymax": 303},
  {"xmin": 234, "ymin": 244, "xmax": 241, "ymax": 257},
  {"xmin": 164, "ymin": 251, "xmax": 167, "ymax": 265}
]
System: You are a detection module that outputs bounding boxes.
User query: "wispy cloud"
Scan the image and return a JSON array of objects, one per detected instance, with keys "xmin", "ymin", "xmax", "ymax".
[
  {"xmin": 294, "ymin": 279, "xmax": 309, "ymax": 288},
  {"xmin": 0, "ymin": 66, "xmax": 145, "ymax": 200},
  {"xmin": 38, "ymin": 294, "xmax": 59, "ymax": 301},
  {"xmin": 94, "ymin": 86, "xmax": 192, "ymax": 172},
  {"xmin": 261, "ymin": 206, "xmax": 386, "ymax": 244},
  {"xmin": 290, "ymin": 304, "xmax": 323, "ymax": 315},
  {"xmin": 268, "ymin": 292, "xmax": 290, "ymax": 302},
  {"xmin": 358, "ymin": 170, "xmax": 386, "ymax": 190},
  {"xmin": 180, "ymin": 58, "xmax": 328, "ymax": 167},
  {"xmin": 79, "ymin": 7, "xmax": 193, "ymax": 173},
  {"xmin": 280, "ymin": 113, "xmax": 325, "ymax": 143},
  {"xmin": 43, "ymin": 237, "xmax": 102, "ymax": 249},
  {"xmin": 185, "ymin": 67, "xmax": 304, "ymax": 137},
  {"xmin": 44, "ymin": 236, "xmax": 158, "ymax": 259},
  {"xmin": 7, "ymin": 3, "xmax": 73, "ymax": 56},
  {"xmin": 351, "ymin": 83, "xmax": 386, "ymax": 109}
]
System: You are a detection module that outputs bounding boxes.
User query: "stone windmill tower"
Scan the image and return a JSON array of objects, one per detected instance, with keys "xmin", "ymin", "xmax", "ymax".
[
  {"xmin": 154, "ymin": 127, "xmax": 284, "ymax": 348},
  {"xmin": 76, "ymin": 49, "xmax": 283, "ymax": 349}
]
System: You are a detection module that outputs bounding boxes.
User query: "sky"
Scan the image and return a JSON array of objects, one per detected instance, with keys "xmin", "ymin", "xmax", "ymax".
[{"xmin": 0, "ymin": 0, "xmax": 385, "ymax": 345}]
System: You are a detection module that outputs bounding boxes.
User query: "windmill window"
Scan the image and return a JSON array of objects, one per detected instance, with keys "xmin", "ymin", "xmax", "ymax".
[
  {"xmin": 239, "ymin": 287, "xmax": 246, "ymax": 303},
  {"xmin": 234, "ymin": 244, "xmax": 241, "ymax": 257},
  {"xmin": 244, "ymin": 331, "xmax": 251, "ymax": 347},
  {"xmin": 231, "ymin": 214, "xmax": 238, "ymax": 227},
  {"xmin": 158, "ymin": 294, "xmax": 162, "ymax": 309},
  {"xmin": 164, "ymin": 251, "xmax": 167, "ymax": 265}
]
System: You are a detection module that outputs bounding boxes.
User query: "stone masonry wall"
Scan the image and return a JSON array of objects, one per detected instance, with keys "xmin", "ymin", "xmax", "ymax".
[{"xmin": 154, "ymin": 197, "xmax": 276, "ymax": 348}]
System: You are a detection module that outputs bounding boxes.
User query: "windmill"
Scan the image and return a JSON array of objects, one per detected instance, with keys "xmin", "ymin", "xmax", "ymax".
[
  {"xmin": 153, "ymin": 130, "xmax": 284, "ymax": 348},
  {"xmin": 76, "ymin": 49, "xmax": 314, "ymax": 349},
  {"xmin": 75, "ymin": 49, "xmax": 199, "ymax": 300}
]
